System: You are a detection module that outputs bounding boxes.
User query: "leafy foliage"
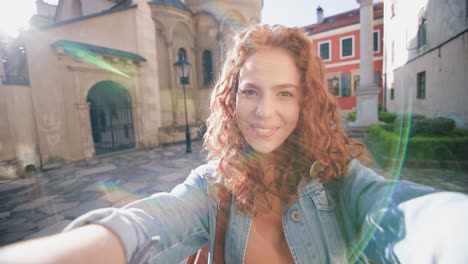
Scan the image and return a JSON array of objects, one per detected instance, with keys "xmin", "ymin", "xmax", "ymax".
[
  {"xmin": 412, "ymin": 117, "xmax": 455, "ymax": 136},
  {"xmin": 368, "ymin": 125, "xmax": 468, "ymax": 161}
]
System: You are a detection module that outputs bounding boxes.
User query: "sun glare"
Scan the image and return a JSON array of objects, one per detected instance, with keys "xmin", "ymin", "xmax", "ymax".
[{"xmin": 0, "ymin": 1, "xmax": 37, "ymax": 37}]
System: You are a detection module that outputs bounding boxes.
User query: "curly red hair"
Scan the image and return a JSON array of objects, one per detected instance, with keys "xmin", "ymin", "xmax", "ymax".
[{"xmin": 204, "ymin": 24, "xmax": 370, "ymax": 214}]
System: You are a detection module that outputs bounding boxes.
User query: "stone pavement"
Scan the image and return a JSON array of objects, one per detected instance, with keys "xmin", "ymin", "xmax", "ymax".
[{"xmin": 1, "ymin": 140, "xmax": 467, "ymax": 247}]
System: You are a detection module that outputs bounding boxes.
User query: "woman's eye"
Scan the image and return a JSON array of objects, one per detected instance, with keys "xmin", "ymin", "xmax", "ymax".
[
  {"xmin": 240, "ymin": 90, "xmax": 257, "ymax": 95},
  {"xmin": 279, "ymin": 91, "xmax": 294, "ymax": 97}
]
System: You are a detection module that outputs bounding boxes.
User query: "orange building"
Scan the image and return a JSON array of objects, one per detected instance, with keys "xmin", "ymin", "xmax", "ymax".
[{"xmin": 303, "ymin": 2, "xmax": 384, "ymax": 111}]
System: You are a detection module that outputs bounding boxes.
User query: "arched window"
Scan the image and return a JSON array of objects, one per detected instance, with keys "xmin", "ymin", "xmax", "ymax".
[
  {"xmin": 178, "ymin": 48, "xmax": 187, "ymax": 61},
  {"xmin": 202, "ymin": 50, "xmax": 213, "ymax": 86}
]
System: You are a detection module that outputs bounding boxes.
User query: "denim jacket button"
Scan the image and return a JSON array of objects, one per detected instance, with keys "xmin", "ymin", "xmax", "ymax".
[{"xmin": 291, "ymin": 210, "xmax": 302, "ymax": 222}]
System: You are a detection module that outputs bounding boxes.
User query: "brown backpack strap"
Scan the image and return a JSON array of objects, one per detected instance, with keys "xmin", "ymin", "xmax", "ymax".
[
  {"xmin": 186, "ymin": 193, "xmax": 232, "ymax": 264},
  {"xmin": 213, "ymin": 192, "xmax": 232, "ymax": 264}
]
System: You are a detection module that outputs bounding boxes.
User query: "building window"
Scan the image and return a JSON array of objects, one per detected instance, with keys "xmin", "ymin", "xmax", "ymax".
[
  {"xmin": 327, "ymin": 76, "xmax": 340, "ymax": 96},
  {"xmin": 374, "ymin": 71, "xmax": 381, "ymax": 86},
  {"xmin": 318, "ymin": 41, "xmax": 331, "ymax": 61},
  {"xmin": 390, "ymin": 87, "xmax": 395, "ymax": 100},
  {"xmin": 202, "ymin": 50, "xmax": 213, "ymax": 86},
  {"xmin": 373, "ymin": 30, "xmax": 380, "ymax": 53},
  {"xmin": 417, "ymin": 18, "xmax": 427, "ymax": 47},
  {"xmin": 340, "ymin": 36, "xmax": 354, "ymax": 59},
  {"xmin": 341, "ymin": 73, "xmax": 351, "ymax": 96},
  {"xmin": 2, "ymin": 44, "xmax": 30, "ymax": 85},
  {"xmin": 417, "ymin": 71, "xmax": 426, "ymax": 99},
  {"xmin": 326, "ymin": 74, "xmax": 352, "ymax": 96},
  {"xmin": 178, "ymin": 48, "xmax": 187, "ymax": 61}
]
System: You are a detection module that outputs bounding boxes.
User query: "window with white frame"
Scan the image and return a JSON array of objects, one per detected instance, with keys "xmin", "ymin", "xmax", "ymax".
[
  {"xmin": 340, "ymin": 36, "xmax": 354, "ymax": 59},
  {"xmin": 373, "ymin": 30, "xmax": 380, "ymax": 53},
  {"xmin": 318, "ymin": 41, "xmax": 331, "ymax": 61}
]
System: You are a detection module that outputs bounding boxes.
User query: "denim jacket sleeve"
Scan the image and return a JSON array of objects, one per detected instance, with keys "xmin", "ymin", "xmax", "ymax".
[
  {"xmin": 64, "ymin": 162, "xmax": 217, "ymax": 263},
  {"xmin": 327, "ymin": 159, "xmax": 438, "ymax": 264}
]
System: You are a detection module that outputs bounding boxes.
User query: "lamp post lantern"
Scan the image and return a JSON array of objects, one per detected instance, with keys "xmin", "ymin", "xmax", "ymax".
[{"xmin": 173, "ymin": 57, "xmax": 192, "ymax": 153}]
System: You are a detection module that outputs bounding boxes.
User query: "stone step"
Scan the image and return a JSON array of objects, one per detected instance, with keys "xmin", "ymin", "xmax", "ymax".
[{"xmin": 344, "ymin": 127, "xmax": 369, "ymax": 140}]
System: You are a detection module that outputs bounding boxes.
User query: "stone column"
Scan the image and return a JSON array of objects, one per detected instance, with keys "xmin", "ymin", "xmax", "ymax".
[
  {"xmin": 168, "ymin": 43, "xmax": 178, "ymax": 126},
  {"xmin": 189, "ymin": 46, "xmax": 198, "ymax": 124},
  {"xmin": 353, "ymin": 0, "xmax": 380, "ymax": 126},
  {"xmin": 76, "ymin": 102, "xmax": 95, "ymax": 159}
]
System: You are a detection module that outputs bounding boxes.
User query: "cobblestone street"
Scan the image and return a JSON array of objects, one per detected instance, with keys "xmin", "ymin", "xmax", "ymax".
[{"xmin": 0, "ymin": 140, "xmax": 467, "ymax": 246}]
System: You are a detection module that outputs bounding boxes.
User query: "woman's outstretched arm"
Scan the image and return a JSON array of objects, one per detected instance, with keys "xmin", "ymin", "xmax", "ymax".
[{"xmin": 0, "ymin": 224, "xmax": 126, "ymax": 264}]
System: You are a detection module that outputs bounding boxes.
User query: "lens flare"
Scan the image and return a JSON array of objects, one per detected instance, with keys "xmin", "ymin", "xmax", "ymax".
[
  {"xmin": 347, "ymin": 93, "xmax": 414, "ymax": 263},
  {"xmin": 96, "ymin": 179, "xmax": 145, "ymax": 206},
  {"xmin": 61, "ymin": 42, "xmax": 129, "ymax": 78}
]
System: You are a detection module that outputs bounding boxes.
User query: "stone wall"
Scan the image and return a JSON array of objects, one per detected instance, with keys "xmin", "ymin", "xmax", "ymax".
[
  {"xmin": 24, "ymin": 7, "xmax": 141, "ymax": 164},
  {"xmin": 0, "ymin": 84, "xmax": 39, "ymax": 178},
  {"xmin": 390, "ymin": 32, "xmax": 468, "ymax": 128}
]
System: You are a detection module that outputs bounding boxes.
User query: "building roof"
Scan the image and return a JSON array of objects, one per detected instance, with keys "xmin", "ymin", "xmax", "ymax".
[
  {"xmin": 110, "ymin": 0, "xmax": 133, "ymax": 10},
  {"xmin": 43, "ymin": 4, "xmax": 137, "ymax": 29},
  {"xmin": 148, "ymin": 0, "xmax": 191, "ymax": 13},
  {"xmin": 51, "ymin": 40, "xmax": 146, "ymax": 61},
  {"xmin": 303, "ymin": 2, "xmax": 383, "ymax": 35}
]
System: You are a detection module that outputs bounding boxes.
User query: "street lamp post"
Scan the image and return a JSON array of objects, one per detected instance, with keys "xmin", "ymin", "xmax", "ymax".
[{"xmin": 173, "ymin": 57, "xmax": 192, "ymax": 153}]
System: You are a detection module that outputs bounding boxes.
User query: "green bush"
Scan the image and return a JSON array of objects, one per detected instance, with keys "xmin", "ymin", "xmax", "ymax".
[
  {"xmin": 368, "ymin": 125, "xmax": 399, "ymax": 161},
  {"xmin": 349, "ymin": 110, "xmax": 397, "ymax": 124},
  {"xmin": 378, "ymin": 112, "xmax": 397, "ymax": 124},
  {"xmin": 412, "ymin": 117, "xmax": 455, "ymax": 136},
  {"xmin": 368, "ymin": 125, "xmax": 468, "ymax": 161},
  {"xmin": 380, "ymin": 124, "xmax": 394, "ymax": 132},
  {"xmin": 394, "ymin": 114, "xmax": 425, "ymax": 126},
  {"xmin": 452, "ymin": 128, "xmax": 468, "ymax": 137}
]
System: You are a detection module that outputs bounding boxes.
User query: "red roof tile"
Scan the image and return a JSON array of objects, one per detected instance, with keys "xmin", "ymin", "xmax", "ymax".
[{"xmin": 303, "ymin": 2, "xmax": 383, "ymax": 35}]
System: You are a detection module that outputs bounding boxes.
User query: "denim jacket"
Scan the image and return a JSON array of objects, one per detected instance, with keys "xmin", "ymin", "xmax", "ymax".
[{"xmin": 66, "ymin": 159, "xmax": 462, "ymax": 264}]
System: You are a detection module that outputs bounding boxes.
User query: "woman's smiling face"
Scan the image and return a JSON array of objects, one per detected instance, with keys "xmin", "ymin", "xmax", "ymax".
[{"xmin": 236, "ymin": 47, "xmax": 301, "ymax": 154}]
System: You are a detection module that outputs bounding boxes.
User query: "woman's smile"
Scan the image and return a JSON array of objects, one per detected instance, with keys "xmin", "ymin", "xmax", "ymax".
[{"xmin": 249, "ymin": 124, "xmax": 279, "ymax": 137}]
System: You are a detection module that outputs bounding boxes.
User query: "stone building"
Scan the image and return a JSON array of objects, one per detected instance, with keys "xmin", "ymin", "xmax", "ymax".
[
  {"xmin": 383, "ymin": 0, "xmax": 467, "ymax": 127},
  {"xmin": 0, "ymin": 0, "xmax": 262, "ymax": 177}
]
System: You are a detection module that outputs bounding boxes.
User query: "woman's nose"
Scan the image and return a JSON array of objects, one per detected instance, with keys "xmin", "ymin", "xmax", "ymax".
[{"xmin": 255, "ymin": 95, "xmax": 274, "ymax": 118}]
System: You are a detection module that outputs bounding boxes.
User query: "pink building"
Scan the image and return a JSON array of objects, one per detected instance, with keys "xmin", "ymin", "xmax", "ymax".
[{"xmin": 303, "ymin": 2, "xmax": 384, "ymax": 110}]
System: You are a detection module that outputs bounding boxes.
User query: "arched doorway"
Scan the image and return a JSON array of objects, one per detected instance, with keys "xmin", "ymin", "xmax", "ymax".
[{"xmin": 87, "ymin": 81, "xmax": 135, "ymax": 155}]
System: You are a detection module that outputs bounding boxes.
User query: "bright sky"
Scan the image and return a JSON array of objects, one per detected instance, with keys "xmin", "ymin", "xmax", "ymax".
[
  {"xmin": 262, "ymin": 0, "xmax": 363, "ymax": 27},
  {"xmin": 0, "ymin": 0, "xmax": 381, "ymax": 37}
]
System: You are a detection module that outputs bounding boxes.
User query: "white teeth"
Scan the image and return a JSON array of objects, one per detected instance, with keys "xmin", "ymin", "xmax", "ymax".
[{"xmin": 255, "ymin": 128, "xmax": 275, "ymax": 136}]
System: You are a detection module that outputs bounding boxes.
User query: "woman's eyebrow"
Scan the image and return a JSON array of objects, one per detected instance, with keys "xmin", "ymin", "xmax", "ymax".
[
  {"xmin": 239, "ymin": 82, "xmax": 298, "ymax": 91},
  {"xmin": 272, "ymin": 83, "xmax": 299, "ymax": 90},
  {"xmin": 239, "ymin": 81, "xmax": 261, "ymax": 89}
]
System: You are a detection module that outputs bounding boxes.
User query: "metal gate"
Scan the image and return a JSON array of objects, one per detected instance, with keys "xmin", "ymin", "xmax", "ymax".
[{"xmin": 89, "ymin": 103, "xmax": 135, "ymax": 155}]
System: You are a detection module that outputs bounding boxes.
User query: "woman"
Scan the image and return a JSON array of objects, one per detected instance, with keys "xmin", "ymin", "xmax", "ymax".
[{"xmin": 1, "ymin": 24, "xmax": 467, "ymax": 264}]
